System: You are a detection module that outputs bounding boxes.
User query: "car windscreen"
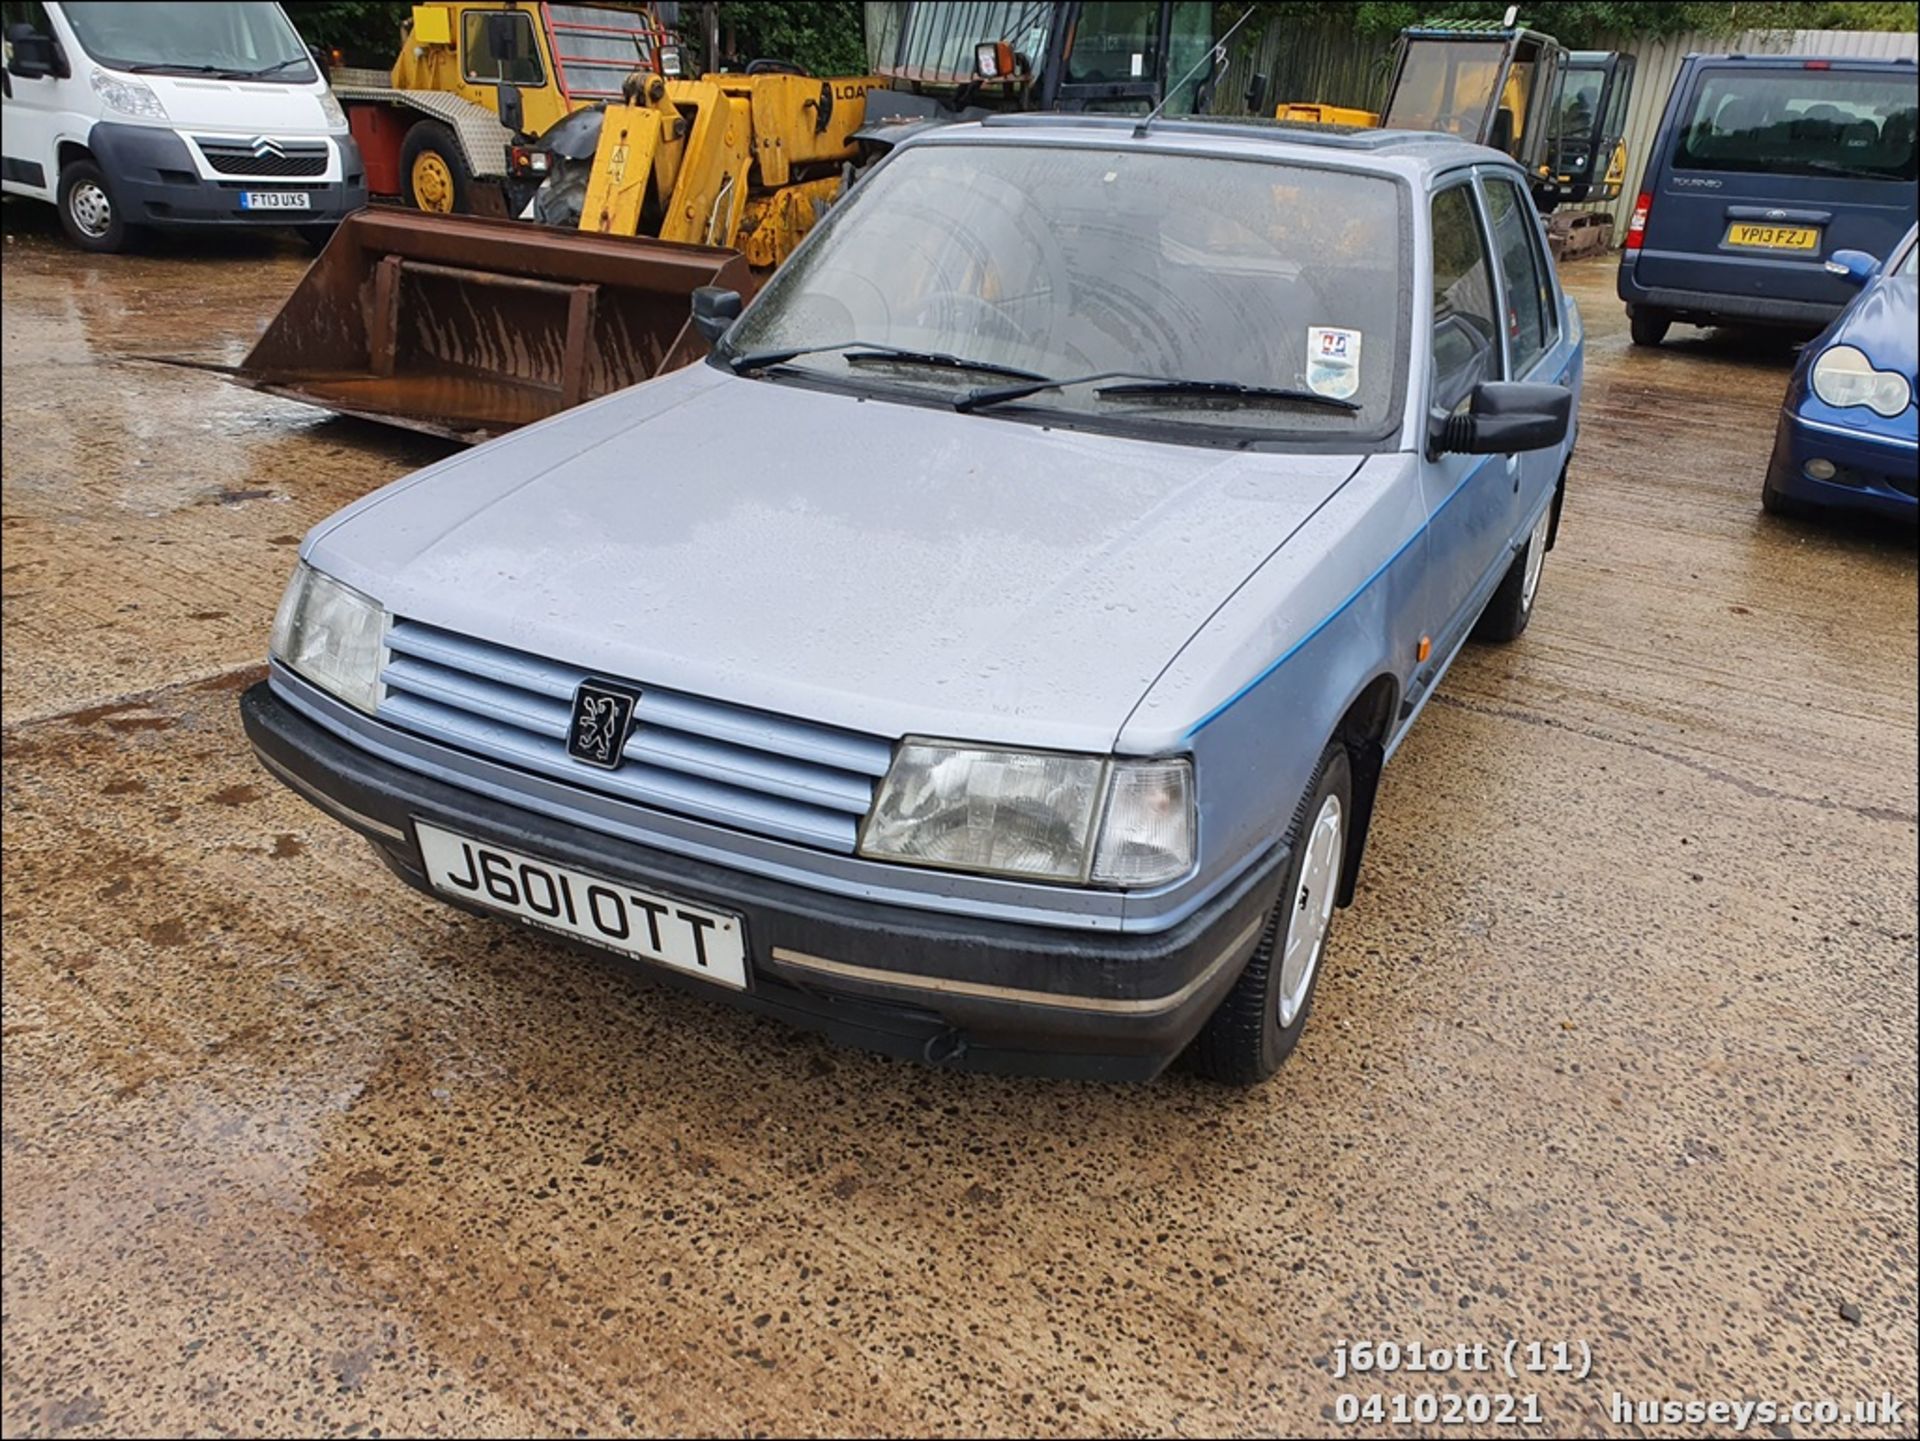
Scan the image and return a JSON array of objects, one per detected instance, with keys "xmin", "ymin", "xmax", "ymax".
[
  {"xmin": 1673, "ymin": 67, "xmax": 1918, "ymax": 182},
  {"xmin": 724, "ymin": 143, "xmax": 1406, "ymax": 442},
  {"xmin": 59, "ymin": 0, "xmax": 314, "ymax": 80}
]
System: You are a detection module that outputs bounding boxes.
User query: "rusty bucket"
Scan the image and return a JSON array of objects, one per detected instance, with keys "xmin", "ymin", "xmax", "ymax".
[{"xmin": 236, "ymin": 209, "xmax": 755, "ymax": 443}]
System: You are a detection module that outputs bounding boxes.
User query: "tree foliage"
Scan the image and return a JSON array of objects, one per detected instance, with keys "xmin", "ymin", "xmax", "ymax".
[{"xmin": 705, "ymin": 1, "xmax": 868, "ymax": 76}]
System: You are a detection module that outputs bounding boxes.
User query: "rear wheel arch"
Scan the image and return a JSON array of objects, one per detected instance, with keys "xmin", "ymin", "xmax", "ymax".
[{"xmin": 1332, "ymin": 673, "xmax": 1398, "ymax": 906}]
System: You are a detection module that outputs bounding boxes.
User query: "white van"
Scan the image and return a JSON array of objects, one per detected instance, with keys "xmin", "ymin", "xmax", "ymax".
[{"xmin": 1, "ymin": 1, "xmax": 365, "ymax": 251}]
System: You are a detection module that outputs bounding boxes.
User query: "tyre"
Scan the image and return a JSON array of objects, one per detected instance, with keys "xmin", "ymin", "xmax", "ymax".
[
  {"xmin": 1761, "ymin": 470, "xmax": 1814, "ymax": 519},
  {"xmin": 399, "ymin": 120, "xmax": 472, "ymax": 214},
  {"xmin": 1473, "ymin": 501, "xmax": 1553, "ymax": 644},
  {"xmin": 1186, "ymin": 741, "xmax": 1353, "ymax": 1085},
  {"xmin": 295, "ymin": 223, "xmax": 338, "ymax": 255},
  {"xmin": 1628, "ymin": 307, "xmax": 1671, "ymax": 347},
  {"xmin": 57, "ymin": 159, "xmax": 132, "ymax": 253}
]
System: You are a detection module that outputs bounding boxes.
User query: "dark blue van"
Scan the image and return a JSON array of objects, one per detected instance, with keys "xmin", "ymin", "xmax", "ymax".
[{"xmin": 1618, "ymin": 54, "xmax": 1918, "ymax": 346}]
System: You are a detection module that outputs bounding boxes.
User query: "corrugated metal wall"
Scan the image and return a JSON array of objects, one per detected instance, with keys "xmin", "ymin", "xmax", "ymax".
[
  {"xmin": 1564, "ymin": 27, "xmax": 1918, "ymax": 233},
  {"xmin": 1218, "ymin": 19, "xmax": 1916, "ymax": 239}
]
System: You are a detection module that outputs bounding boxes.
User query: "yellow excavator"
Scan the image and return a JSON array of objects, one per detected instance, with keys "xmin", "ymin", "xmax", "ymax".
[
  {"xmin": 1272, "ymin": 14, "xmax": 1633, "ymax": 212},
  {"xmin": 232, "ymin": 1, "xmax": 1215, "ymax": 443}
]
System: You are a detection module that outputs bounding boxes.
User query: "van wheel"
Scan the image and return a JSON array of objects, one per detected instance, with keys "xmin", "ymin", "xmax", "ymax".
[
  {"xmin": 1473, "ymin": 502, "xmax": 1553, "ymax": 644},
  {"xmin": 58, "ymin": 160, "xmax": 132, "ymax": 253},
  {"xmin": 1628, "ymin": 308, "xmax": 1671, "ymax": 347},
  {"xmin": 1186, "ymin": 742, "xmax": 1352, "ymax": 1085},
  {"xmin": 400, "ymin": 121, "xmax": 472, "ymax": 214}
]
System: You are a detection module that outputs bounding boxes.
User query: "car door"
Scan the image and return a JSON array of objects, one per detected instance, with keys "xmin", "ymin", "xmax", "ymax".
[
  {"xmin": 1478, "ymin": 168, "xmax": 1565, "ymax": 535},
  {"xmin": 1418, "ymin": 177, "xmax": 1511, "ymax": 659}
]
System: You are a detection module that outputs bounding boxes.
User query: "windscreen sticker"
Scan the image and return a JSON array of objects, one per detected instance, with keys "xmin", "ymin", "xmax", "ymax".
[{"xmin": 1307, "ymin": 326, "xmax": 1362, "ymax": 401}]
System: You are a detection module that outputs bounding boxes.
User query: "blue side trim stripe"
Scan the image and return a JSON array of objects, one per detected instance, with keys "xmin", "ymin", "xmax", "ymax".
[{"xmin": 1183, "ymin": 455, "xmax": 1494, "ymax": 739}]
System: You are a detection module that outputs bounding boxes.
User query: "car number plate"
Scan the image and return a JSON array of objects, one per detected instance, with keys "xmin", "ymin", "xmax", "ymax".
[
  {"xmin": 239, "ymin": 190, "xmax": 310, "ymax": 211},
  {"xmin": 1724, "ymin": 223, "xmax": 1817, "ymax": 251},
  {"xmin": 415, "ymin": 822, "xmax": 747, "ymax": 989}
]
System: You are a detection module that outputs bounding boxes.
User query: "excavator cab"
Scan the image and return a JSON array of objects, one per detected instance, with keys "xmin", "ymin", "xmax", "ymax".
[
  {"xmin": 1379, "ymin": 22, "xmax": 1566, "ymax": 196},
  {"xmin": 864, "ymin": 1, "xmax": 1214, "ymax": 117},
  {"xmin": 1547, "ymin": 51, "xmax": 1637, "ymax": 205}
]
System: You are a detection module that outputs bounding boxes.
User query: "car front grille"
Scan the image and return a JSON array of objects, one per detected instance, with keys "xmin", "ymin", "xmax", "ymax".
[
  {"xmin": 195, "ymin": 138, "xmax": 329, "ymax": 177},
  {"xmin": 376, "ymin": 620, "xmax": 891, "ymax": 851}
]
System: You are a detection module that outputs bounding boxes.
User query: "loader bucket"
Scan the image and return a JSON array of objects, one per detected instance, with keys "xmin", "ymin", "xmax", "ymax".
[{"xmin": 237, "ymin": 209, "xmax": 756, "ymax": 443}]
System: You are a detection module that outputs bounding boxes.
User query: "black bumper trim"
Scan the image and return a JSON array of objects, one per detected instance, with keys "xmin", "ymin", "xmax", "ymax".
[
  {"xmin": 1618, "ymin": 273, "xmax": 1841, "ymax": 329},
  {"xmin": 242, "ymin": 680, "xmax": 1282, "ymax": 1080}
]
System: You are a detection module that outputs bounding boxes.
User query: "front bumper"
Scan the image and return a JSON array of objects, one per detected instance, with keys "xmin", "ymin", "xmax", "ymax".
[
  {"xmin": 1765, "ymin": 408, "xmax": 1919, "ymax": 521},
  {"xmin": 91, "ymin": 121, "xmax": 366, "ymax": 228},
  {"xmin": 241, "ymin": 682, "xmax": 1280, "ymax": 1081}
]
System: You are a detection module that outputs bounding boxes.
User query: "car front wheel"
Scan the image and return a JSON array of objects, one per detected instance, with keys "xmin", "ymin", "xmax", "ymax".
[{"xmin": 1186, "ymin": 741, "xmax": 1352, "ymax": 1085}]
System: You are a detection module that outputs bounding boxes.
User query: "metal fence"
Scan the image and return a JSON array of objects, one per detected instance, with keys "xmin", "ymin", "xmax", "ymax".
[{"xmin": 1217, "ymin": 18, "xmax": 1917, "ymax": 238}]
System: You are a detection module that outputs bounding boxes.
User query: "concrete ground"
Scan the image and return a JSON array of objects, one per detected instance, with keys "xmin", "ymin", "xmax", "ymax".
[{"xmin": 2, "ymin": 200, "xmax": 1915, "ymax": 1438}]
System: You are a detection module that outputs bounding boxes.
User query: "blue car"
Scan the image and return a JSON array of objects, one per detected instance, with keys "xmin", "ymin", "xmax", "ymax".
[
  {"xmin": 241, "ymin": 117, "xmax": 1581, "ymax": 1085},
  {"xmin": 1763, "ymin": 224, "xmax": 1918, "ymax": 521}
]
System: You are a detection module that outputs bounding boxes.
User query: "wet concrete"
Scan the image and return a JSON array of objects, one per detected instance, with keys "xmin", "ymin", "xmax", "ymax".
[{"xmin": 3, "ymin": 203, "xmax": 1916, "ymax": 1437}]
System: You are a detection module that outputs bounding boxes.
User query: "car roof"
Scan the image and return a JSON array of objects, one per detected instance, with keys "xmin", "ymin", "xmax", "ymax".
[
  {"xmin": 898, "ymin": 112, "xmax": 1513, "ymax": 185},
  {"xmin": 1680, "ymin": 53, "xmax": 1918, "ymax": 70}
]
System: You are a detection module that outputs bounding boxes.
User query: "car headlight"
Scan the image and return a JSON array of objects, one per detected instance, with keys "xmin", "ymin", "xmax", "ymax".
[
  {"xmin": 318, "ymin": 87, "xmax": 348, "ymax": 129},
  {"xmin": 90, "ymin": 68, "xmax": 167, "ymax": 120},
  {"xmin": 858, "ymin": 740, "xmax": 1194, "ymax": 887},
  {"xmin": 270, "ymin": 562, "xmax": 389, "ymax": 713},
  {"xmin": 1811, "ymin": 344, "xmax": 1912, "ymax": 418}
]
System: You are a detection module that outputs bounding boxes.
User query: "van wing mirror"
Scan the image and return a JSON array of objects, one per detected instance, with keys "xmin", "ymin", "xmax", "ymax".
[
  {"xmin": 482, "ymin": 10, "xmax": 527, "ymax": 68},
  {"xmin": 1431, "ymin": 381, "xmax": 1572, "ymax": 456},
  {"xmin": 6, "ymin": 23, "xmax": 62, "ymax": 80},
  {"xmin": 690, "ymin": 286, "xmax": 742, "ymax": 344},
  {"xmin": 1824, "ymin": 248, "xmax": 1879, "ymax": 288}
]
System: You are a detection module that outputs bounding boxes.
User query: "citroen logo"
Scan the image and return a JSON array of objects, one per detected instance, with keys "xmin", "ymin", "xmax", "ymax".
[{"xmin": 249, "ymin": 136, "xmax": 287, "ymax": 158}]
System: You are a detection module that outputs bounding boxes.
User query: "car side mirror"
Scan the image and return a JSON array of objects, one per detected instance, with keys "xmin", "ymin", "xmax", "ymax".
[
  {"xmin": 1824, "ymin": 248, "xmax": 1879, "ymax": 288},
  {"xmin": 6, "ymin": 23, "xmax": 60, "ymax": 80},
  {"xmin": 1430, "ymin": 381, "xmax": 1571, "ymax": 457},
  {"xmin": 690, "ymin": 286, "xmax": 742, "ymax": 344},
  {"xmin": 494, "ymin": 80, "xmax": 524, "ymax": 136}
]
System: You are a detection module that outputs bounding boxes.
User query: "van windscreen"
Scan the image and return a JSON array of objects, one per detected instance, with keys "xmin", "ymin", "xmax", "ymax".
[{"xmin": 1674, "ymin": 68, "xmax": 1918, "ymax": 182}]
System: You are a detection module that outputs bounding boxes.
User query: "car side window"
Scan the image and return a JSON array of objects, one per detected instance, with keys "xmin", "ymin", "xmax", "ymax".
[
  {"xmin": 1428, "ymin": 183, "xmax": 1502, "ymax": 416},
  {"xmin": 1483, "ymin": 176, "xmax": 1556, "ymax": 376}
]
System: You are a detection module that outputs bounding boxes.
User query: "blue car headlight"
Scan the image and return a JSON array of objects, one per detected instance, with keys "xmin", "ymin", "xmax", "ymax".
[{"xmin": 1811, "ymin": 344, "xmax": 1911, "ymax": 418}]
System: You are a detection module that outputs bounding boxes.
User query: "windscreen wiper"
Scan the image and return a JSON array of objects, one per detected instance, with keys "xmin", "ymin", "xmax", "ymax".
[
  {"xmin": 123, "ymin": 62, "xmax": 244, "ymax": 76},
  {"xmin": 957, "ymin": 370, "xmax": 1360, "ymax": 415},
  {"xmin": 1800, "ymin": 158, "xmax": 1888, "ymax": 181},
  {"xmin": 1096, "ymin": 379, "xmax": 1360, "ymax": 413},
  {"xmin": 729, "ymin": 340, "xmax": 1042, "ymax": 382},
  {"xmin": 241, "ymin": 56, "xmax": 313, "ymax": 78}
]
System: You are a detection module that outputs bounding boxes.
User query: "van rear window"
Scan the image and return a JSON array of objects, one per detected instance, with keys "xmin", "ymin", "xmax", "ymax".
[{"xmin": 1674, "ymin": 68, "xmax": 1918, "ymax": 182}]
